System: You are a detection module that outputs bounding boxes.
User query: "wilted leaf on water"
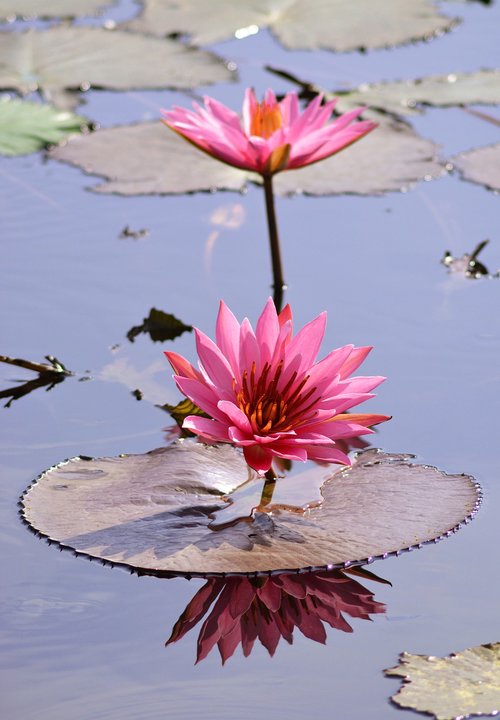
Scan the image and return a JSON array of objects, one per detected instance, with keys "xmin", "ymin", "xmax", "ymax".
[
  {"xmin": 51, "ymin": 119, "xmax": 443, "ymax": 196},
  {"xmin": 452, "ymin": 143, "xmax": 500, "ymax": 193},
  {"xmin": 385, "ymin": 643, "xmax": 500, "ymax": 720},
  {"xmin": 0, "ymin": 355, "xmax": 72, "ymax": 408},
  {"xmin": 0, "ymin": 97, "xmax": 87, "ymax": 156},
  {"xmin": 126, "ymin": 308, "xmax": 192, "ymax": 343},
  {"xmin": 442, "ymin": 240, "xmax": 498, "ymax": 279},
  {"xmin": 0, "ymin": 0, "xmax": 115, "ymax": 19},
  {"xmin": 125, "ymin": 0, "xmax": 456, "ymax": 52},
  {"xmin": 335, "ymin": 70, "xmax": 500, "ymax": 117},
  {"xmin": 21, "ymin": 444, "xmax": 480, "ymax": 576},
  {"xmin": 0, "ymin": 27, "xmax": 234, "ymax": 109}
]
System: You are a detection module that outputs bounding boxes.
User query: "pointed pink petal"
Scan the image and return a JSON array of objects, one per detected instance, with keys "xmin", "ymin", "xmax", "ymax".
[
  {"xmin": 183, "ymin": 416, "xmax": 229, "ymax": 441},
  {"xmin": 218, "ymin": 400, "xmax": 252, "ymax": 434},
  {"xmin": 164, "ymin": 351, "xmax": 202, "ymax": 381},
  {"xmin": 195, "ymin": 328, "xmax": 235, "ymax": 391},
  {"xmin": 285, "ymin": 311, "xmax": 327, "ymax": 373},
  {"xmin": 215, "ymin": 300, "xmax": 241, "ymax": 378},
  {"xmin": 255, "ymin": 297, "xmax": 280, "ymax": 364}
]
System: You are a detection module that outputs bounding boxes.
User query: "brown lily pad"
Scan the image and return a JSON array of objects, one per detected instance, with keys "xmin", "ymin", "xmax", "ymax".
[{"xmin": 21, "ymin": 443, "xmax": 480, "ymax": 577}]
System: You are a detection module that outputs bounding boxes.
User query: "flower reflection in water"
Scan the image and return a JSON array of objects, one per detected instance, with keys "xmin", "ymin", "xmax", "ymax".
[{"xmin": 166, "ymin": 566, "xmax": 389, "ymax": 664}]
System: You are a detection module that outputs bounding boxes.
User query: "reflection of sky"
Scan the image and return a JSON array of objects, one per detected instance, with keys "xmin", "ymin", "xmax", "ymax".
[{"xmin": 1, "ymin": 2, "xmax": 500, "ymax": 718}]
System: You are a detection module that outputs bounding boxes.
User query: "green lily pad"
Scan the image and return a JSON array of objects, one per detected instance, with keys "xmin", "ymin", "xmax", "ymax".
[
  {"xmin": 0, "ymin": 97, "xmax": 87, "ymax": 156},
  {"xmin": 0, "ymin": 0, "xmax": 116, "ymax": 20},
  {"xmin": 21, "ymin": 444, "xmax": 480, "ymax": 577},
  {"xmin": 0, "ymin": 26, "xmax": 235, "ymax": 109},
  {"xmin": 125, "ymin": 0, "xmax": 457, "ymax": 52},
  {"xmin": 50, "ymin": 118, "xmax": 443, "ymax": 196},
  {"xmin": 385, "ymin": 643, "xmax": 500, "ymax": 720},
  {"xmin": 452, "ymin": 143, "xmax": 500, "ymax": 193}
]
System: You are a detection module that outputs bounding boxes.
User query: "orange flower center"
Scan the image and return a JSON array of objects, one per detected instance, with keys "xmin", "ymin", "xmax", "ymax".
[
  {"xmin": 249, "ymin": 102, "xmax": 283, "ymax": 139},
  {"xmin": 234, "ymin": 361, "xmax": 317, "ymax": 435}
]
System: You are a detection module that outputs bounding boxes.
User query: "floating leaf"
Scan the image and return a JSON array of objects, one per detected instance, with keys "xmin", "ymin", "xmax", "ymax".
[
  {"xmin": 158, "ymin": 398, "xmax": 209, "ymax": 431},
  {"xmin": 0, "ymin": 27, "xmax": 234, "ymax": 109},
  {"xmin": 0, "ymin": 0, "xmax": 115, "ymax": 20},
  {"xmin": 125, "ymin": 0, "xmax": 456, "ymax": 52},
  {"xmin": 0, "ymin": 97, "xmax": 87, "ymax": 156},
  {"xmin": 51, "ymin": 119, "xmax": 443, "ymax": 196},
  {"xmin": 452, "ymin": 143, "xmax": 500, "ymax": 193},
  {"xmin": 126, "ymin": 308, "xmax": 192, "ymax": 343},
  {"xmin": 385, "ymin": 642, "xmax": 500, "ymax": 720},
  {"xmin": 336, "ymin": 70, "xmax": 500, "ymax": 117},
  {"xmin": 21, "ymin": 444, "xmax": 480, "ymax": 577}
]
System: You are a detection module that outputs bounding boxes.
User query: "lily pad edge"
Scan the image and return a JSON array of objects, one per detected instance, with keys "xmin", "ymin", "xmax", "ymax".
[{"xmin": 19, "ymin": 446, "xmax": 482, "ymax": 579}]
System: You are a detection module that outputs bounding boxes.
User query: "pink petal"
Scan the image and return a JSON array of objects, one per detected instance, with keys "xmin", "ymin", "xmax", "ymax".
[
  {"xmin": 195, "ymin": 328, "xmax": 235, "ymax": 391},
  {"xmin": 285, "ymin": 311, "xmax": 327, "ymax": 373},
  {"xmin": 218, "ymin": 400, "xmax": 252, "ymax": 434},
  {"xmin": 164, "ymin": 351, "xmax": 202, "ymax": 380},
  {"xmin": 215, "ymin": 300, "xmax": 241, "ymax": 378},
  {"xmin": 183, "ymin": 416, "xmax": 229, "ymax": 442},
  {"xmin": 243, "ymin": 444, "xmax": 274, "ymax": 474},
  {"xmin": 255, "ymin": 297, "xmax": 280, "ymax": 365}
]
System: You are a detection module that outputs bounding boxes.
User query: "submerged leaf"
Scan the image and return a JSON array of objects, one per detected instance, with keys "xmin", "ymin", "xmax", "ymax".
[
  {"xmin": 126, "ymin": 308, "xmax": 192, "ymax": 343},
  {"xmin": 452, "ymin": 143, "xmax": 500, "ymax": 193},
  {"xmin": 50, "ymin": 119, "xmax": 443, "ymax": 196},
  {"xmin": 0, "ymin": 98, "xmax": 87, "ymax": 156},
  {"xmin": 125, "ymin": 0, "xmax": 456, "ymax": 52},
  {"xmin": 385, "ymin": 642, "xmax": 500, "ymax": 720},
  {"xmin": 21, "ymin": 444, "xmax": 480, "ymax": 576},
  {"xmin": 0, "ymin": 27, "xmax": 234, "ymax": 109},
  {"xmin": 0, "ymin": 0, "xmax": 116, "ymax": 19}
]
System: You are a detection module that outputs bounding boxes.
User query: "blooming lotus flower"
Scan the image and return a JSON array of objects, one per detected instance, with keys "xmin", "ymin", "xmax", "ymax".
[
  {"xmin": 165, "ymin": 299, "xmax": 389, "ymax": 475},
  {"xmin": 166, "ymin": 569, "xmax": 387, "ymax": 664},
  {"xmin": 161, "ymin": 88, "xmax": 377, "ymax": 176}
]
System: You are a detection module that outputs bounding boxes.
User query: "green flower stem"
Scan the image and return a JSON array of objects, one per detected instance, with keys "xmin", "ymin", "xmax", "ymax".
[{"xmin": 263, "ymin": 174, "xmax": 286, "ymax": 312}]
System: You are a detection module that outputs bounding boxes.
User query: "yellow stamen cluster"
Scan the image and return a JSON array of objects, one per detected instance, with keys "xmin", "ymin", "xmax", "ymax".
[
  {"xmin": 234, "ymin": 361, "xmax": 317, "ymax": 435},
  {"xmin": 249, "ymin": 102, "xmax": 283, "ymax": 139}
]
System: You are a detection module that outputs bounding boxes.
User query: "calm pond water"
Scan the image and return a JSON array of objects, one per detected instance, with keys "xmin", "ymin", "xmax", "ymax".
[{"xmin": 1, "ymin": 2, "xmax": 499, "ymax": 718}]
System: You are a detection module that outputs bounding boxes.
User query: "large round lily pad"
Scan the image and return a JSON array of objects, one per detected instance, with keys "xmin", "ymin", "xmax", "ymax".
[
  {"xmin": 21, "ymin": 443, "xmax": 480, "ymax": 577},
  {"xmin": 50, "ymin": 119, "xmax": 443, "ymax": 196},
  {"xmin": 0, "ymin": 27, "xmax": 234, "ymax": 109},
  {"xmin": 125, "ymin": 0, "xmax": 457, "ymax": 52},
  {"xmin": 0, "ymin": 0, "xmax": 116, "ymax": 20},
  {"xmin": 452, "ymin": 143, "xmax": 500, "ymax": 193}
]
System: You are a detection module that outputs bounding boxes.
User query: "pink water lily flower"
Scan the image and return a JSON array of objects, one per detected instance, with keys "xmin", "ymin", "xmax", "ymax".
[
  {"xmin": 161, "ymin": 88, "xmax": 377, "ymax": 176},
  {"xmin": 165, "ymin": 299, "xmax": 389, "ymax": 475}
]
